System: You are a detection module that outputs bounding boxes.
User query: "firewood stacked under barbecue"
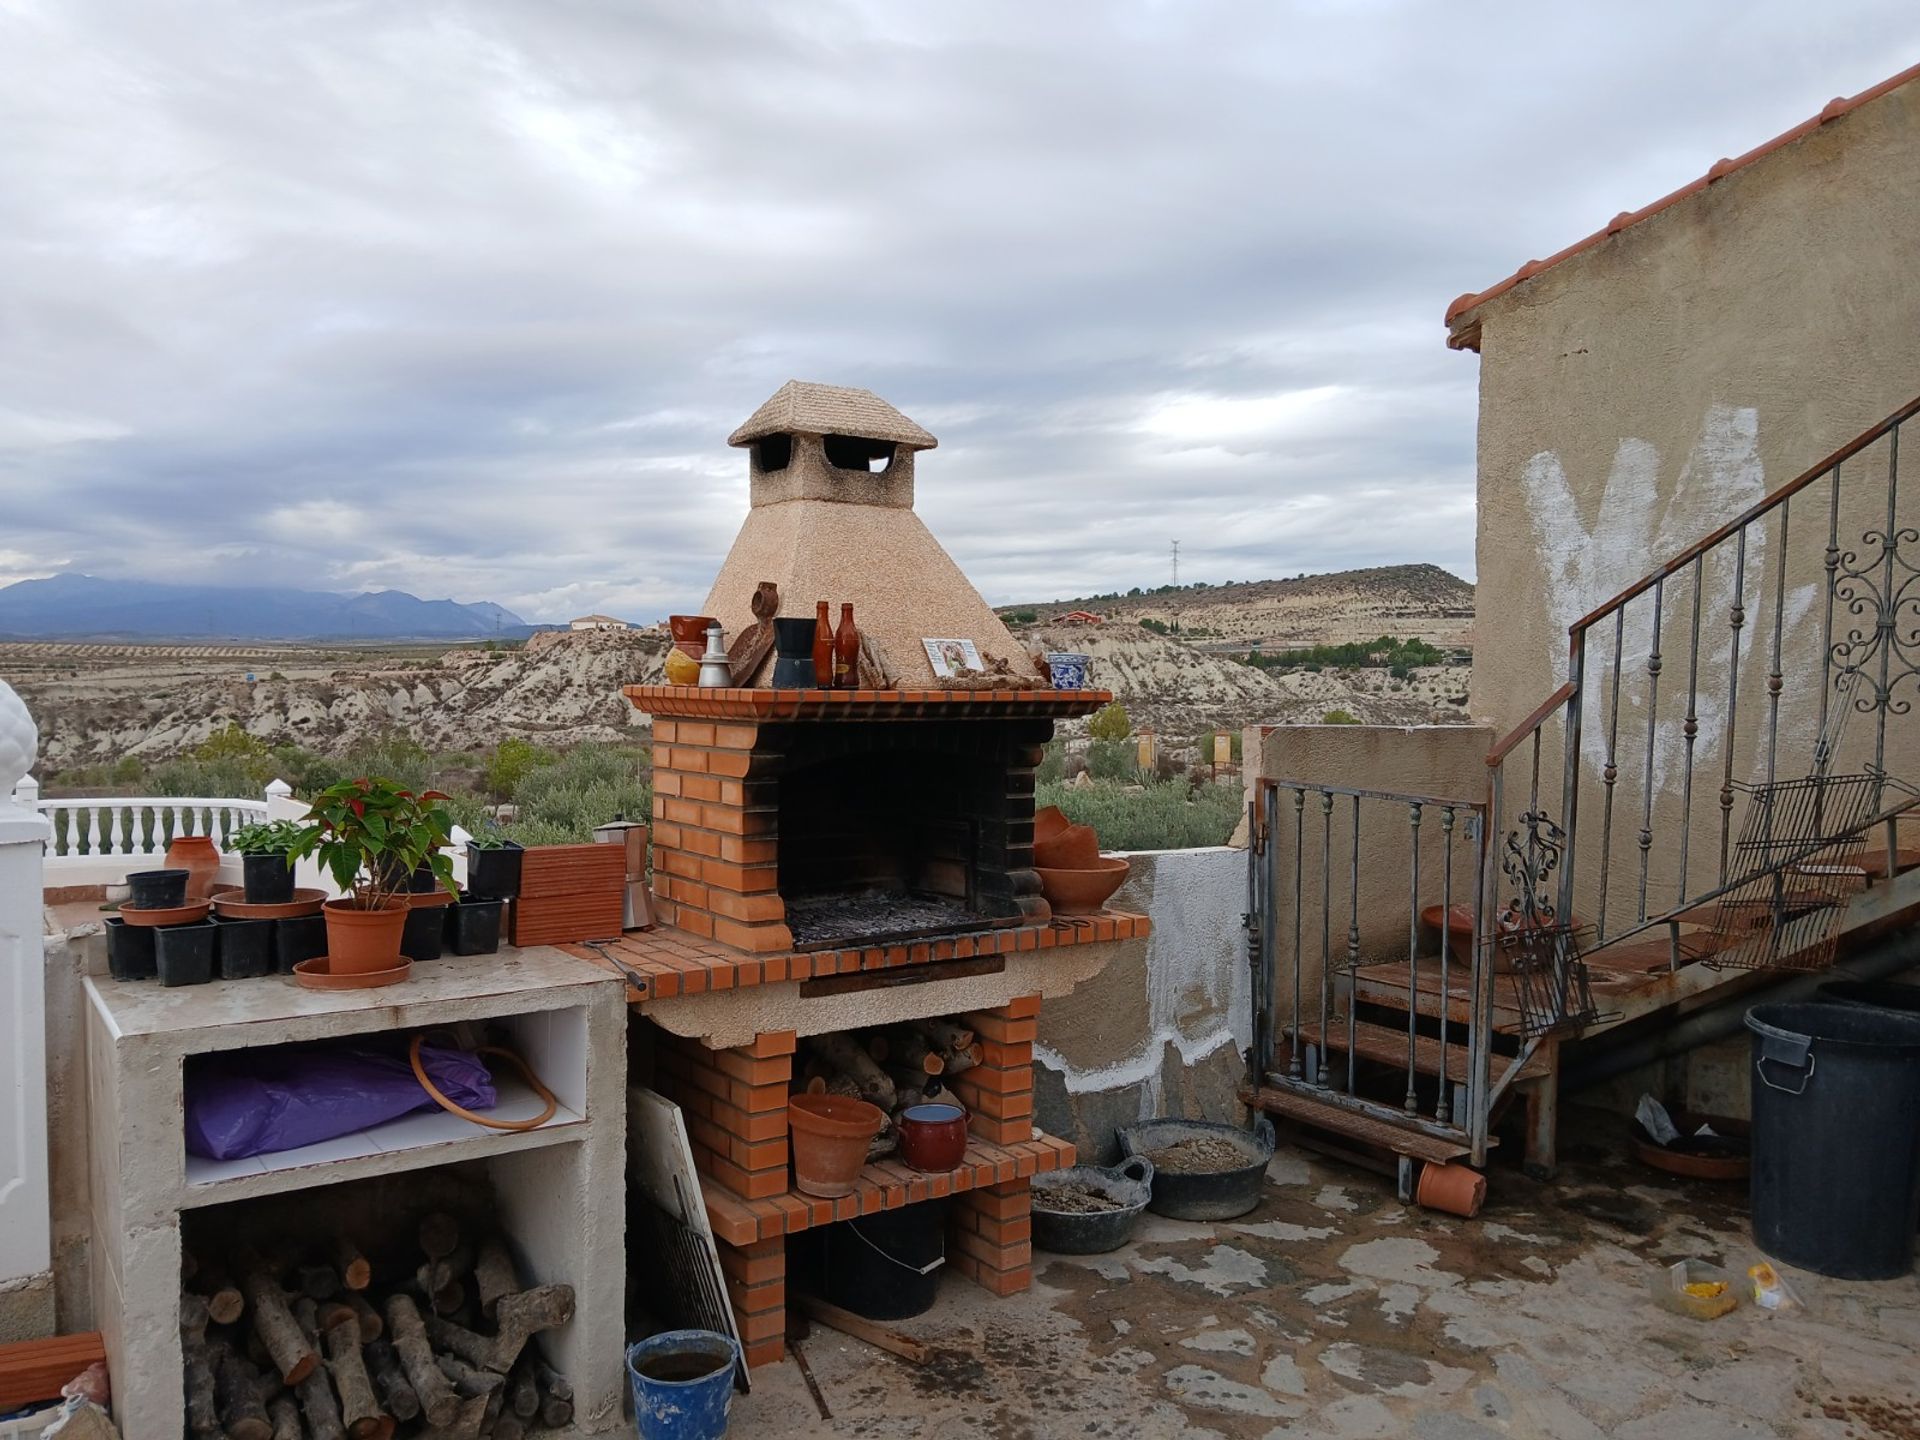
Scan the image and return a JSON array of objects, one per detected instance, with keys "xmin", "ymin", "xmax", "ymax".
[
  {"xmin": 181, "ymin": 1212, "xmax": 575, "ymax": 1439},
  {"xmin": 796, "ymin": 1017, "xmax": 981, "ymax": 1159}
]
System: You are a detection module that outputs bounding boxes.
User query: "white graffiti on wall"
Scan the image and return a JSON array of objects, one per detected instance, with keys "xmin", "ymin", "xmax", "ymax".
[{"xmin": 1522, "ymin": 405, "xmax": 1816, "ymax": 789}]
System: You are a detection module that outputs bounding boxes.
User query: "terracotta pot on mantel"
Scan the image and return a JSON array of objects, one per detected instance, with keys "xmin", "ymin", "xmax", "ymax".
[
  {"xmin": 163, "ymin": 834, "xmax": 222, "ymax": 902},
  {"xmin": 668, "ymin": 615, "xmax": 719, "ymax": 661}
]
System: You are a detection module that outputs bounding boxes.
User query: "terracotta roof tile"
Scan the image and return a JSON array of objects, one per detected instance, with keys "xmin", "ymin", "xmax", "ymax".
[{"xmin": 1446, "ymin": 61, "xmax": 1920, "ymax": 347}]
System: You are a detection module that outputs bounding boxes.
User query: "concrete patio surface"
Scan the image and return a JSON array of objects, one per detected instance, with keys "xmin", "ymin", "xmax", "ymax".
[{"xmin": 727, "ymin": 1104, "xmax": 1920, "ymax": 1439}]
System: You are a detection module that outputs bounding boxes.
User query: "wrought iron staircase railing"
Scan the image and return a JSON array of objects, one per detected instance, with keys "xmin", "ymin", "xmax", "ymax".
[{"xmin": 1486, "ymin": 391, "xmax": 1920, "ymax": 1023}]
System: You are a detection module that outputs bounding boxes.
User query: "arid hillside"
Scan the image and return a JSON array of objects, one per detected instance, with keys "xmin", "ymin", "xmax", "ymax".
[{"xmin": 1004, "ymin": 563, "xmax": 1474, "ymax": 651}]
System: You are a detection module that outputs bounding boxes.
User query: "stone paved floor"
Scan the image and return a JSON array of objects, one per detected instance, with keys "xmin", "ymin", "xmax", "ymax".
[{"xmin": 726, "ymin": 1105, "xmax": 1920, "ymax": 1439}]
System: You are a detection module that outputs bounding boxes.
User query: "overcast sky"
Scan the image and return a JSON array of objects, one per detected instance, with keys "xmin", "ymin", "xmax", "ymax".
[{"xmin": 3, "ymin": 3, "xmax": 1915, "ymax": 623}]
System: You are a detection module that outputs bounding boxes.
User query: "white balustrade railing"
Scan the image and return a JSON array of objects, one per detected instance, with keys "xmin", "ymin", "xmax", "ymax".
[{"xmin": 33, "ymin": 796, "xmax": 270, "ymax": 860}]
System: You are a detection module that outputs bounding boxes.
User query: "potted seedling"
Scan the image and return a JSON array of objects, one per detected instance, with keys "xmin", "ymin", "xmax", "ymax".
[
  {"xmin": 289, "ymin": 777, "xmax": 456, "ymax": 981},
  {"xmin": 229, "ymin": 819, "xmax": 309, "ymax": 906},
  {"xmin": 466, "ymin": 830, "xmax": 525, "ymax": 899}
]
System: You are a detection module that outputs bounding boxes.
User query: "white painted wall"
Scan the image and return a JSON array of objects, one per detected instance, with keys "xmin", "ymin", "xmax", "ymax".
[{"xmin": 0, "ymin": 683, "xmax": 52, "ymax": 1308}]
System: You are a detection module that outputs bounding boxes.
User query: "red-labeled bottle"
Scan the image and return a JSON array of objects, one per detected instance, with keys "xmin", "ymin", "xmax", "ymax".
[
  {"xmin": 812, "ymin": 601, "xmax": 833, "ymax": 688},
  {"xmin": 834, "ymin": 603, "xmax": 859, "ymax": 688}
]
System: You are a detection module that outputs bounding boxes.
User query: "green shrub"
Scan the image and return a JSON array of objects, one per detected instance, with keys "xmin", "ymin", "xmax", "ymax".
[
  {"xmin": 1036, "ymin": 778, "xmax": 1241, "ymax": 851},
  {"xmin": 1085, "ymin": 738, "xmax": 1139, "ymax": 782},
  {"xmin": 1087, "ymin": 702, "xmax": 1131, "ymax": 741},
  {"xmin": 1034, "ymin": 741, "xmax": 1066, "ymax": 785},
  {"xmin": 483, "ymin": 737, "xmax": 558, "ymax": 799},
  {"xmin": 1322, "ymin": 709, "xmax": 1362, "ymax": 725},
  {"xmin": 505, "ymin": 743, "xmax": 652, "ymax": 843}
]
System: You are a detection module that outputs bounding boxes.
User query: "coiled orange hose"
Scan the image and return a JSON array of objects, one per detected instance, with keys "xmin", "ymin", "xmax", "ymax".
[{"xmin": 409, "ymin": 1033, "xmax": 559, "ymax": 1131}]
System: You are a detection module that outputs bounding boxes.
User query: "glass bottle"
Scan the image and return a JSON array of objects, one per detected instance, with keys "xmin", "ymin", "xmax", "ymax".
[
  {"xmin": 812, "ymin": 601, "xmax": 833, "ymax": 689},
  {"xmin": 834, "ymin": 603, "xmax": 859, "ymax": 688}
]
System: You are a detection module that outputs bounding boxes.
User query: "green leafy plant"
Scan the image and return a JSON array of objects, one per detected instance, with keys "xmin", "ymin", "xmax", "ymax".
[
  {"xmin": 228, "ymin": 819, "xmax": 310, "ymax": 855},
  {"xmin": 288, "ymin": 776, "xmax": 456, "ymax": 908},
  {"xmin": 1087, "ymin": 702, "xmax": 1132, "ymax": 741},
  {"xmin": 467, "ymin": 829, "xmax": 519, "ymax": 850},
  {"xmin": 1321, "ymin": 709, "xmax": 1362, "ymax": 725}
]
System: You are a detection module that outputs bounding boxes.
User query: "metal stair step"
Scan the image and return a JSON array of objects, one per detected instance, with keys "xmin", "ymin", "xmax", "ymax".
[
  {"xmin": 1293, "ymin": 1018, "xmax": 1550, "ymax": 1085},
  {"xmin": 1242, "ymin": 1083, "xmax": 1471, "ymax": 1165}
]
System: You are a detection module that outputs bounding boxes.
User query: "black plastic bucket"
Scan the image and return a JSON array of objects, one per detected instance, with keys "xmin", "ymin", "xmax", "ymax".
[
  {"xmin": 104, "ymin": 917, "xmax": 156, "ymax": 981},
  {"xmin": 446, "ymin": 897, "xmax": 503, "ymax": 956},
  {"xmin": 273, "ymin": 914, "xmax": 327, "ymax": 973},
  {"xmin": 1816, "ymin": 980, "xmax": 1920, "ymax": 1015},
  {"xmin": 241, "ymin": 852, "xmax": 296, "ymax": 905},
  {"xmin": 213, "ymin": 916, "xmax": 273, "ymax": 980},
  {"xmin": 402, "ymin": 902, "xmax": 447, "ymax": 962},
  {"xmin": 1746, "ymin": 1002, "xmax": 1920, "ymax": 1279},
  {"xmin": 808, "ymin": 1200, "xmax": 948, "ymax": 1320}
]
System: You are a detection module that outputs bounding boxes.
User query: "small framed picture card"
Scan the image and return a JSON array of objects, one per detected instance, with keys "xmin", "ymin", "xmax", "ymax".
[{"xmin": 923, "ymin": 637, "xmax": 983, "ymax": 677}]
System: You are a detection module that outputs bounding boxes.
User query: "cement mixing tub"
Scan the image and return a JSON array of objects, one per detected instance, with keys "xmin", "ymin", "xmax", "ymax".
[
  {"xmin": 1117, "ymin": 1117, "xmax": 1276, "ymax": 1221},
  {"xmin": 1031, "ymin": 1157, "xmax": 1154, "ymax": 1254}
]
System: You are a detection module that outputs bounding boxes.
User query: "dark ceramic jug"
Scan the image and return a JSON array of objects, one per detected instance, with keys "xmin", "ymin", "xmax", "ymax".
[{"xmin": 771, "ymin": 617, "xmax": 819, "ymax": 689}]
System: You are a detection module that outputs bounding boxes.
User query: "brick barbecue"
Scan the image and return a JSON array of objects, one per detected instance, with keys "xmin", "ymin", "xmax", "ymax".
[{"xmin": 571, "ymin": 383, "xmax": 1147, "ymax": 1370}]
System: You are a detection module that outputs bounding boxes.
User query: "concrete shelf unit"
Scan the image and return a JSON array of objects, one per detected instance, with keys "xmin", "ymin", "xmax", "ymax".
[{"xmin": 83, "ymin": 948, "xmax": 628, "ymax": 1440}]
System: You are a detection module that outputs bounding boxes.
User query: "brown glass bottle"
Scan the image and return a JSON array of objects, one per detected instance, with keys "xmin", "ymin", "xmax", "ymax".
[
  {"xmin": 833, "ymin": 603, "xmax": 859, "ymax": 688},
  {"xmin": 812, "ymin": 601, "xmax": 833, "ymax": 688}
]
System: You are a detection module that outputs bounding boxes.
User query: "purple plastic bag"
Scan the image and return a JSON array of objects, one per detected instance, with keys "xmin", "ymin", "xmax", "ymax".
[{"xmin": 184, "ymin": 1039, "xmax": 498, "ymax": 1160}]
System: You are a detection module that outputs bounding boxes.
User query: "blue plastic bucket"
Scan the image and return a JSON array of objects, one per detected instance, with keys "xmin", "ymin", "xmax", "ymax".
[{"xmin": 626, "ymin": 1330, "xmax": 740, "ymax": 1440}]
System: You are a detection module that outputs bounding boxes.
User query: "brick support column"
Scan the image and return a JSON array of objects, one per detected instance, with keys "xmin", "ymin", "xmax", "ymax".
[
  {"xmin": 950, "ymin": 1180, "xmax": 1033, "ymax": 1296},
  {"xmin": 717, "ymin": 1236, "xmax": 787, "ymax": 1370},
  {"xmin": 655, "ymin": 1029, "xmax": 796, "ymax": 1200},
  {"xmin": 650, "ymin": 719, "xmax": 792, "ymax": 952},
  {"xmin": 951, "ymin": 996, "xmax": 1038, "ymax": 1144}
]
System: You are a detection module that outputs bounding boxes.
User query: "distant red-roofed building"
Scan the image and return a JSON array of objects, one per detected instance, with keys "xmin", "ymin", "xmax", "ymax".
[{"xmin": 1059, "ymin": 610, "xmax": 1104, "ymax": 624}]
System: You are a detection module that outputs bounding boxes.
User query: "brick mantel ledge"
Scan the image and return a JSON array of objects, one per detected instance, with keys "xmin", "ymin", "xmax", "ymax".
[{"xmin": 624, "ymin": 684, "xmax": 1112, "ymax": 722}]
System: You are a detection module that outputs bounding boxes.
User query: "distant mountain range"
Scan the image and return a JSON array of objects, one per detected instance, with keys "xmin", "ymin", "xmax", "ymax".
[{"xmin": 0, "ymin": 574, "xmax": 530, "ymax": 641}]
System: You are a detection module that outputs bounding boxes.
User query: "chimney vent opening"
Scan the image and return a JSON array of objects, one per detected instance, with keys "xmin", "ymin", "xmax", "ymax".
[
  {"xmin": 753, "ymin": 434, "xmax": 792, "ymax": 472},
  {"xmin": 823, "ymin": 434, "xmax": 896, "ymax": 473}
]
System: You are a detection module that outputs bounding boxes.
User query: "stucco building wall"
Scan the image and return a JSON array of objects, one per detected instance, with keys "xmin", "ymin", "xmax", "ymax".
[{"xmin": 1458, "ymin": 79, "xmax": 1920, "ymax": 924}]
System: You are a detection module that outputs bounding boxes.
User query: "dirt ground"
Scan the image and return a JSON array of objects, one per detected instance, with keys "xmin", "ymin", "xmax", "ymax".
[{"xmin": 727, "ymin": 1106, "xmax": 1920, "ymax": 1439}]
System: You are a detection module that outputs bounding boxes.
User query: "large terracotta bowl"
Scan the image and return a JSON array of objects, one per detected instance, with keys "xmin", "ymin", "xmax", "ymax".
[
  {"xmin": 1037, "ymin": 856, "xmax": 1131, "ymax": 914},
  {"xmin": 1035, "ymin": 823, "xmax": 1100, "ymax": 869}
]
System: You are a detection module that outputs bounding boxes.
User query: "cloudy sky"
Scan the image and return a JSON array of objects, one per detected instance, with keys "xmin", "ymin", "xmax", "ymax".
[{"xmin": 3, "ymin": 3, "xmax": 1915, "ymax": 623}]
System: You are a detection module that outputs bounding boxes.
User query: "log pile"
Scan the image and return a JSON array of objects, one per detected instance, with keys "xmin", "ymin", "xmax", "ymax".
[
  {"xmin": 796, "ymin": 1018, "xmax": 981, "ymax": 1160},
  {"xmin": 181, "ymin": 1213, "xmax": 575, "ymax": 1439}
]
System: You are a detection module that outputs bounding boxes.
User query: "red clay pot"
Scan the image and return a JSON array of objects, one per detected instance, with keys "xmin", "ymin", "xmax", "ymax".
[
  {"xmin": 1034, "ymin": 823, "xmax": 1100, "ymax": 869},
  {"xmin": 788, "ymin": 1094, "xmax": 885, "ymax": 1197},
  {"xmin": 1415, "ymin": 1161, "xmax": 1487, "ymax": 1218},
  {"xmin": 321, "ymin": 897, "xmax": 409, "ymax": 975},
  {"xmin": 164, "ymin": 834, "xmax": 222, "ymax": 901},
  {"xmin": 897, "ymin": 1102, "xmax": 969, "ymax": 1173},
  {"xmin": 1036, "ymin": 856, "xmax": 1131, "ymax": 914},
  {"xmin": 1035, "ymin": 805, "xmax": 1070, "ymax": 845},
  {"xmin": 668, "ymin": 614, "xmax": 718, "ymax": 661}
]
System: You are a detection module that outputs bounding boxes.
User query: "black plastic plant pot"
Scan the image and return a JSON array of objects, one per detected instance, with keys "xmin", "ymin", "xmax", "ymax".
[
  {"xmin": 155, "ymin": 922, "xmax": 216, "ymax": 987},
  {"xmin": 465, "ymin": 842, "xmax": 524, "ymax": 900},
  {"xmin": 126, "ymin": 869, "xmax": 189, "ymax": 910},
  {"xmin": 104, "ymin": 917, "xmax": 157, "ymax": 981},
  {"xmin": 241, "ymin": 851, "xmax": 297, "ymax": 906},
  {"xmin": 402, "ymin": 902, "xmax": 447, "ymax": 962},
  {"xmin": 273, "ymin": 913, "xmax": 327, "ymax": 974},
  {"xmin": 446, "ymin": 896, "xmax": 504, "ymax": 956},
  {"xmin": 407, "ymin": 863, "xmax": 439, "ymax": 894},
  {"xmin": 213, "ymin": 915, "xmax": 274, "ymax": 980}
]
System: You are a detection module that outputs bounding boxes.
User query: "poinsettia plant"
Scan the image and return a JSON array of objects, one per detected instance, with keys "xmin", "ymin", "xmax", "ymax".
[{"xmin": 288, "ymin": 776, "xmax": 457, "ymax": 908}]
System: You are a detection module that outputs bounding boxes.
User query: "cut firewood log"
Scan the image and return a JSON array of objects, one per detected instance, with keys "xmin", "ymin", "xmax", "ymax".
[
  {"xmin": 866, "ymin": 1114, "xmax": 898, "ymax": 1162},
  {"xmin": 423, "ymin": 1285, "xmax": 574, "ymax": 1374},
  {"xmin": 181, "ymin": 1292, "xmax": 211, "ymax": 1349},
  {"xmin": 324, "ymin": 1316, "xmax": 383, "ymax": 1440},
  {"xmin": 807, "ymin": 1033, "xmax": 896, "ymax": 1110},
  {"xmin": 184, "ymin": 1340, "xmax": 219, "ymax": 1435},
  {"xmin": 939, "ymin": 1043, "xmax": 980, "ymax": 1079},
  {"xmin": 342, "ymin": 1290, "xmax": 383, "ymax": 1343},
  {"xmin": 385, "ymin": 1295, "xmax": 460, "ymax": 1428},
  {"xmin": 472, "ymin": 1239, "xmax": 520, "ymax": 1321},
  {"xmin": 891, "ymin": 1084, "xmax": 925, "ymax": 1112},
  {"xmin": 529, "ymin": 1354, "xmax": 571, "ymax": 1406},
  {"xmin": 492, "ymin": 1413, "xmax": 526, "ymax": 1440},
  {"xmin": 295, "ymin": 1360, "xmax": 345, "ymax": 1440},
  {"xmin": 187, "ymin": 1254, "xmax": 247, "ymax": 1326},
  {"xmin": 884, "ymin": 1029, "xmax": 945, "ymax": 1074},
  {"xmin": 413, "ymin": 1392, "xmax": 489, "ymax": 1440},
  {"xmin": 418, "ymin": 1212, "xmax": 461, "ymax": 1261},
  {"xmin": 362, "ymin": 1340, "xmax": 420, "ymax": 1424},
  {"xmin": 217, "ymin": 1350, "xmax": 275, "ymax": 1440},
  {"xmin": 863, "ymin": 1032, "xmax": 889, "ymax": 1063},
  {"xmin": 505, "ymin": 1360, "xmax": 538, "ymax": 1419},
  {"xmin": 267, "ymin": 1394, "xmax": 301, "ymax": 1440},
  {"xmin": 909, "ymin": 1017, "xmax": 974, "ymax": 1052},
  {"xmin": 333, "ymin": 1236, "xmax": 371, "ymax": 1292},
  {"xmin": 242, "ymin": 1268, "xmax": 319, "ymax": 1386},
  {"xmin": 434, "ymin": 1352, "xmax": 505, "ymax": 1399}
]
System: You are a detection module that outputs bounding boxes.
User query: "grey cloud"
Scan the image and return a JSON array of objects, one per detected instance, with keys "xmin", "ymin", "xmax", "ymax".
[{"xmin": 1, "ymin": 1, "xmax": 1914, "ymax": 619}]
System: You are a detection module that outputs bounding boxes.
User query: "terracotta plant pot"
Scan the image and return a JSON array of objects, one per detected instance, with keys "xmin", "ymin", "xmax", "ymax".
[
  {"xmin": 897, "ymin": 1102, "xmax": 970, "ymax": 1173},
  {"xmin": 321, "ymin": 898, "xmax": 409, "ymax": 975},
  {"xmin": 1034, "ymin": 823, "xmax": 1100, "ymax": 869},
  {"xmin": 164, "ymin": 834, "xmax": 222, "ymax": 901},
  {"xmin": 1415, "ymin": 1161, "xmax": 1487, "ymax": 1218},
  {"xmin": 788, "ymin": 1094, "xmax": 886, "ymax": 1197},
  {"xmin": 668, "ymin": 614, "xmax": 719, "ymax": 661},
  {"xmin": 1035, "ymin": 805, "xmax": 1070, "ymax": 845},
  {"xmin": 1036, "ymin": 856, "xmax": 1131, "ymax": 914}
]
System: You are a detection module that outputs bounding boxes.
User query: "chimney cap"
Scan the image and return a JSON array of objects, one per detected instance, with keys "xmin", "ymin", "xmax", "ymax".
[{"xmin": 728, "ymin": 380, "xmax": 938, "ymax": 451}]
